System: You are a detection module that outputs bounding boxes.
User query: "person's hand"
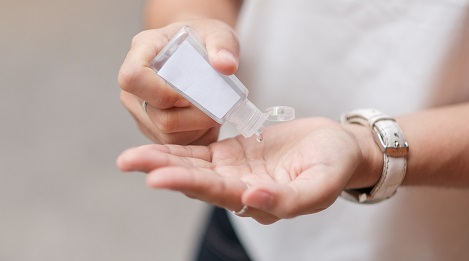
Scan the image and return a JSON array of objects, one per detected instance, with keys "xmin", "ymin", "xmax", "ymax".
[
  {"xmin": 118, "ymin": 19, "xmax": 240, "ymax": 145},
  {"xmin": 117, "ymin": 118, "xmax": 382, "ymax": 224}
]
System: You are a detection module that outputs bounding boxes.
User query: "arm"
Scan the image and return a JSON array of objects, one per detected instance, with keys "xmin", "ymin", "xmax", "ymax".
[
  {"xmin": 397, "ymin": 102, "xmax": 469, "ymax": 187},
  {"xmin": 117, "ymin": 103, "xmax": 469, "ymax": 224},
  {"xmin": 344, "ymin": 102, "xmax": 469, "ymax": 189},
  {"xmin": 144, "ymin": 0, "xmax": 243, "ymax": 28}
]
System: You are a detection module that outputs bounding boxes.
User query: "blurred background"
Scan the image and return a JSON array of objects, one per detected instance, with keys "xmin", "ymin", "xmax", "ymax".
[{"xmin": 0, "ymin": 0, "xmax": 207, "ymax": 260}]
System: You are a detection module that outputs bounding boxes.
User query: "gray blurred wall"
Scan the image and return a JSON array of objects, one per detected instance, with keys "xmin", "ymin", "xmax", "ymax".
[{"xmin": 0, "ymin": 1, "xmax": 206, "ymax": 260}]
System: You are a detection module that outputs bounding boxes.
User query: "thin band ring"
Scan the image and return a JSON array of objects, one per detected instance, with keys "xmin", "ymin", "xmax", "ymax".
[
  {"xmin": 231, "ymin": 183, "xmax": 250, "ymax": 216},
  {"xmin": 232, "ymin": 205, "xmax": 249, "ymax": 216}
]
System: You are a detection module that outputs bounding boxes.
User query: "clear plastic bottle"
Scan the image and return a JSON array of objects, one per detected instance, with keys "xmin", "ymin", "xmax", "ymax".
[{"xmin": 149, "ymin": 26, "xmax": 294, "ymax": 139}]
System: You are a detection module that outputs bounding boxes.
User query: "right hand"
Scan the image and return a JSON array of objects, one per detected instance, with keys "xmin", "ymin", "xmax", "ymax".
[{"xmin": 118, "ymin": 19, "xmax": 240, "ymax": 145}]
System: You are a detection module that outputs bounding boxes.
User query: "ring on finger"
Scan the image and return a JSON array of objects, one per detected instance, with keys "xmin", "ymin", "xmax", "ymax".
[{"xmin": 232, "ymin": 205, "xmax": 249, "ymax": 216}]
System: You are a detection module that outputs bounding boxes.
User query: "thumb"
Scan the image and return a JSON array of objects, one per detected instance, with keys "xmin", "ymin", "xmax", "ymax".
[
  {"xmin": 204, "ymin": 26, "xmax": 240, "ymax": 75},
  {"xmin": 242, "ymin": 176, "xmax": 343, "ymax": 219}
]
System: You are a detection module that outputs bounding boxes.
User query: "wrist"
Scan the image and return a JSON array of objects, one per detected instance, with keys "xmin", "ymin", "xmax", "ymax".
[
  {"xmin": 342, "ymin": 123, "xmax": 383, "ymax": 190},
  {"xmin": 341, "ymin": 109, "xmax": 409, "ymax": 203}
]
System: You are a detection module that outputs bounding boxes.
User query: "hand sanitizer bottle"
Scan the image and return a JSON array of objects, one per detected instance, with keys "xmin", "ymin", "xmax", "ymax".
[{"xmin": 149, "ymin": 26, "xmax": 294, "ymax": 140}]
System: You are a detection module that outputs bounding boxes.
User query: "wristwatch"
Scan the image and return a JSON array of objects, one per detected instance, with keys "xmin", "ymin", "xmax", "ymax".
[{"xmin": 341, "ymin": 109, "xmax": 409, "ymax": 204}]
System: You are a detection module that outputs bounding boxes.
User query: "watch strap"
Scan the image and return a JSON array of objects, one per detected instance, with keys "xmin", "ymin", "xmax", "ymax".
[{"xmin": 341, "ymin": 109, "xmax": 409, "ymax": 203}]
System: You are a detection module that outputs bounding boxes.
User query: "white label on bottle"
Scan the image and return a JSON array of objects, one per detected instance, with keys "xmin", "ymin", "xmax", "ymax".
[{"xmin": 157, "ymin": 40, "xmax": 241, "ymax": 120}]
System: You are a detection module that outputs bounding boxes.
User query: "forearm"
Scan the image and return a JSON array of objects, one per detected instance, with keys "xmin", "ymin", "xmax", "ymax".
[
  {"xmin": 144, "ymin": 0, "xmax": 243, "ymax": 29},
  {"xmin": 397, "ymin": 102, "xmax": 469, "ymax": 188},
  {"xmin": 345, "ymin": 102, "xmax": 469, "ymax": 190}
]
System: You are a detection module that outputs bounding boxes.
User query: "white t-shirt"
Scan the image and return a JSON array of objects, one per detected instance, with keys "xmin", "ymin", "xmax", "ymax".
[{"xmin": 226, "ymin": 0, "xmax": 469, "ymax": 260}]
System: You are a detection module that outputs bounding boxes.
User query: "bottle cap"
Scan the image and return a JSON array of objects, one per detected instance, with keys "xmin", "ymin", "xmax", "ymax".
[{"xmin": 226, "ymin": 101, "xmax": 295, "ymax": 138}]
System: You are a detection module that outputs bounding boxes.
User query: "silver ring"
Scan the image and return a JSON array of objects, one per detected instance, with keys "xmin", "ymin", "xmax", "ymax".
[
  {"xmin": 142, "ymin": 101, "xmax": 148, "ymax": 114},
  {"xmin": 232, "ymin": 205, "xmax": 249, "ymax": 216}
]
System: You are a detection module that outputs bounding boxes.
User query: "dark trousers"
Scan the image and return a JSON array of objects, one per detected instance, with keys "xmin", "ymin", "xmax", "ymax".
[{"xmin": 195, "ymin": 207, "xmax": 252, "ymax": 261}]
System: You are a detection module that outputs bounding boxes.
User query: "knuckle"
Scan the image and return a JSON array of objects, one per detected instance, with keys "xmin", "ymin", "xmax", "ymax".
[
  {"xmin": 130, "ymin": 30, "xmax": 148, "ymax": 47},
  {"xmin": 118, "ymin": 31, "xmax": 152, "ymax": 93},
  {"xmin": 118, "ymin": 64, "xmax": 141, "ymax": 93},
  {"xmin": 152, "ymin": 85, "xmax": 179, "ymax": 109}
]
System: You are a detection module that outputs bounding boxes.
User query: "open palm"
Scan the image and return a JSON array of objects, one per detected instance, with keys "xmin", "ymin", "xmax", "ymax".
[{"xmin": 118, "ymin": 118, "xmax": 363, "ymax": 224}]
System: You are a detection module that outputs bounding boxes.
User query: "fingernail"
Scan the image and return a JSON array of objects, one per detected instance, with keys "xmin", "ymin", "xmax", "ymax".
[
  {"xmin": 249, "ymin": 190, "xmax": 273, "ymax": 210},
  {"xmin": 217, "ymin": 49, "xmax": 238, "ymax": 65}
]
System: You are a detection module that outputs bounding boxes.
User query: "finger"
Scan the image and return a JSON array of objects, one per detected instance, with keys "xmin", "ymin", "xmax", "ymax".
[
  {"xmin": 249, "ymin": 212, "xmax": 281, "ymax": 225},
  {"xmin": 146, "ymin": 125, "xmax": 217, "ymax": 145},
  {"xmin": 190, "ymin": 126, "xmax": 220, "ymax": 145},
  {"xmin": 242, "ymin": 169, "xmax": 345, "ymax": 219},
  {"xmin": 161, "ymin": 144, "xmax": 212, "ymax": 161},
  {"xmin": 117, "ymin": 144, "xmax": 213, "ymax": 173},
  {"xmin": 185, "ymin": 20, "xmax": 240, "ymax": 75},
  {"xmin": 155, "ymin": 129, "xmax": 217, "ymax": 145},
  {"xmin": 120, "ymin": 91, "xmax": 150, "ymax": 124},
  {"xmin": 120, "ymin": 90, "xmax": 158, "ymax": 139},
  {"xmin": 147, "ymin": 164, "xmax": 280, "ymax": 223},
  {"xmin": 133, "ymin": 124, "xmax": 219, "ymax": 146},
  {"xmin": 147, "ymin": 105, "xmax": 218, "ymax": 133},
  {"xmin": 146, "ymin": 166, "xmax": 247, "ymax": 212},
  {"xmin": 118, "ymin": 28, "xmax": 185, "ymax": 109},
  {"xmin": 203, "ymin": 25, "xmax": 240, "ymax": 75},
  {"xmin": 122, "ymin": 91, "xmax": 216, "ymax": 144}
]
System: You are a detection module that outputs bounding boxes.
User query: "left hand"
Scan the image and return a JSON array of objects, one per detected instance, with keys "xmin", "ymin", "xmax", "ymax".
[{"xmin": 117, "ymin": 118, "xmax": 381, "ymax": 224}]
